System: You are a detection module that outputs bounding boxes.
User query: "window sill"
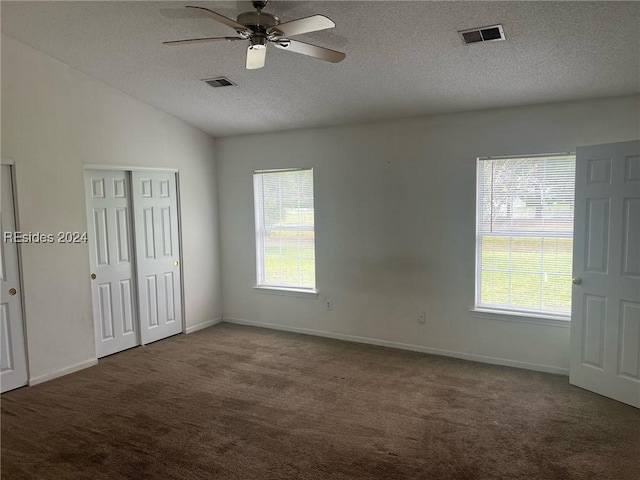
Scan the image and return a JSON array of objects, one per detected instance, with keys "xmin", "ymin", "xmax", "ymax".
[
  {"xmin": 253, "ymin": 286, "xmax": 319, "ymax": 298},
  {"xmin": 470, "ymin": 308, "xmax": 570, "ymax": 328}
]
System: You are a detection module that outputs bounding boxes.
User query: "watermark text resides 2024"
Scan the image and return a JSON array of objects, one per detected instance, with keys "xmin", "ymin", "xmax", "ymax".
[{"xmin": 4, "ymin": 232, "xmax": 88, "ymax": 244}]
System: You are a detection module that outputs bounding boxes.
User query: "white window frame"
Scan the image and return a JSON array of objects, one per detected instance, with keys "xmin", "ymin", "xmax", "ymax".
[
  {"xmin": 253, "ymin": 168, "xmax": 317, "ymax": 295},
  {"xmin": 473, "ymin": 152, "xmax": 576, "ymax": 324}
]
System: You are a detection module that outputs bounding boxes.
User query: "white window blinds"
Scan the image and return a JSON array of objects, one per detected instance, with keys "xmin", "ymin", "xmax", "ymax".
[
  {"xmin": 476, "ymin": 155, "xmax": 576, "ymax": 316},
  {"xmin": 254, "ymin": 168, "xmax": 316, "ymax": 290}
]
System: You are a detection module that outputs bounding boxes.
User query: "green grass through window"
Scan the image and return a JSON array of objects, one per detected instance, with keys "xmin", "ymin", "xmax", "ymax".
[
  {"xmin": 479, "ymin": 236, "xmax": 573, "ymax": 314},
  {"xmin": 264, "ymin": 244, "xmax": 315, "ymax": 287}
]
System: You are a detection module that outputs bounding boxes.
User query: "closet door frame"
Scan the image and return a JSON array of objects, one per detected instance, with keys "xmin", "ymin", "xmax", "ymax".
[{"xmin": 83, "ymin": 164, "xmax": 186, "ymax": 352}]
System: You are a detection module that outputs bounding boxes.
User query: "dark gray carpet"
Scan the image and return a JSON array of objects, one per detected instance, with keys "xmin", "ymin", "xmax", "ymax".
[{"xmin": 2, "ymin": 323, "xmax": 639, "ymax": 479}]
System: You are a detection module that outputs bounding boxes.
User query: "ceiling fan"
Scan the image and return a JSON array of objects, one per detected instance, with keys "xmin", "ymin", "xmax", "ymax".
[{"xmin": 163, "ymin": 1, "xmax": 346, "ymax": 69}]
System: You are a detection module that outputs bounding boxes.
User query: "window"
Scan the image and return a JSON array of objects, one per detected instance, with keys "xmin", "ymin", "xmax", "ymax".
[
  {"xmin": 476, "ymin": 154, "xmax": 576, "ymax": 318},
  {"xmin": 254, "ymin": 168, "xmax": 316, "ymax": 291}
]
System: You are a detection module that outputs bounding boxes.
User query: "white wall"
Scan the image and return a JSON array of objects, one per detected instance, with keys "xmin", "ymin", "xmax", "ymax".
[
  {"xmin": 1, "ymin": 35, "xmax": 222, "ymax": 381},
  {"xmin": 217, "ymin": 95, "xmax": 639, "ymax": 373},
  {"xmin": 3, "ymin": 31, "xmax": 638, "ymax": 382}
]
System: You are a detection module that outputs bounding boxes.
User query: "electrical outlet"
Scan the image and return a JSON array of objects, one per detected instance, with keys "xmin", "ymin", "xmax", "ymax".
[
  {"xmin": 325, "ymin": 298, "xmax": 333, "ymax": 311},
  {"xmin": 418, "ymin": 311, "xmax": 426, "ymax": 324}
]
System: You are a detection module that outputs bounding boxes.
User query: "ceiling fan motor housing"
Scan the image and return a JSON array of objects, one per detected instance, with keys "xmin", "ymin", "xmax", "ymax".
[{"xmin": 237, "ymin": 11, "xmax": 280, "ymax": 33}]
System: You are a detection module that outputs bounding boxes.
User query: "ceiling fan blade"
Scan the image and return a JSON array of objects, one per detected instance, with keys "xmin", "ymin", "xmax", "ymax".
[
  {"xmin": 267, "ymin": 15, "xmax": 335, "ymax": 38},
  {"xmin": 273, "ymin": 39, "xmax": 345, "ymax": 63},
  {"xmin": 186, "ymin": 6, "xmax": 250, "ymax": 34},
  {"xmin": 246, "ymin": 45, "xmax": 267, "ymax": 69},
  {"xmin": 163, "ymin": 37, "xmax": 245, "ymax": 46}
]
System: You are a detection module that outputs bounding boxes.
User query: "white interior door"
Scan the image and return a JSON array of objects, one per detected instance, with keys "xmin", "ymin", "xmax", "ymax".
[
  {"xmin": 132, "ymin": 171, "xmax": 182, "ymax": 345},
  {"xmin": 85, "ymin": 170, "xmax": 139, "ymax": 358},
  {"xmin": 1, "ymin": 164, "xmax": 28, "ymax": 392},
  {"xmin": 570, "ymin": 140, "xmax": 640, "ymax": 407}
]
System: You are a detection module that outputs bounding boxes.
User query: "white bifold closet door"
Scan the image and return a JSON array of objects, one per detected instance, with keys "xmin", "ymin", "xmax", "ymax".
[
  {"xmin": 85, "ymin": 169, "xmax": 182, "ymax": 359},
  {"xmin": 85, "ymin": 170, "xmax": 138, "ymax": 358},
  {"xmin": 131, "ymin": 171, "xmax": 182, "ymax": 345}
]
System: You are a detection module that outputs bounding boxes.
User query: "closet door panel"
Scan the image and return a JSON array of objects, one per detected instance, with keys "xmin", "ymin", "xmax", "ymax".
[
  {"xmin": 85, "ymin": 170, "xmax": 139, "ymax": 358},
  {"xmin": 132, "ymin": 172, "xmax": 182, "ymax": 345}
]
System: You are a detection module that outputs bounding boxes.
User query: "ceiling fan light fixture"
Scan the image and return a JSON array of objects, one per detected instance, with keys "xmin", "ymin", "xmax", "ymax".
[{"xmin": 250, "ymin": 35, "xmax": 267, "ymax": 49}]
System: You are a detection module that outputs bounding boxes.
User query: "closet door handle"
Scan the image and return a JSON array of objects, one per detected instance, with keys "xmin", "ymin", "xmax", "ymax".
[{"xmin": 174, "ymin": 260, "xmax": 179, "ymax": 267}]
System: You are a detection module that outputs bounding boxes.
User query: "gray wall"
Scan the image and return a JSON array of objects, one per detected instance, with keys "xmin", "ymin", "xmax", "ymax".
[
  {"xmin": 1, "ymin": 35, "xmax": 222, "ymax": 382},
  {"xmin": 217, "ymin": 95, "xmax": 639, "ymax": 373}
]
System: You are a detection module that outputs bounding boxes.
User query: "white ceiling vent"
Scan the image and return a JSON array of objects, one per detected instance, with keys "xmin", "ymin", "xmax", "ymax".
[
  {"xmin": 203, "ymin": 77, "xmax": 236, "ymax": 88},
  {"xmin": 459, "ymin": 25, "xmax": 505, "ymax": 44}
]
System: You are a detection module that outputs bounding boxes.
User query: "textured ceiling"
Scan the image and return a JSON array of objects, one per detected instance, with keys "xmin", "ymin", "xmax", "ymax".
[{"xmin": 2, "ymin": 1, "xmax": 639, "ymax": 137}]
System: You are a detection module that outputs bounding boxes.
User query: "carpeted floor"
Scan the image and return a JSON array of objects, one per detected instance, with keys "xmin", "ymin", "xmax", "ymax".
[{"xmin": 2, "ymin": 323, "xmax": 639, "ymax": 480}]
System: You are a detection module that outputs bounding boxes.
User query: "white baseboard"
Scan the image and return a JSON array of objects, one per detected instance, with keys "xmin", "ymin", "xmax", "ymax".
[
  {"xmin": 185, "ymin": 317, "xmax": 223, "ymax": 334},
  {"xmin": 29, "ymin": 358, "xmax": 98, "ymax": 386},
  {"xmin": 222, "ymin": 317, "xmax": 569, "ymax": 376}
]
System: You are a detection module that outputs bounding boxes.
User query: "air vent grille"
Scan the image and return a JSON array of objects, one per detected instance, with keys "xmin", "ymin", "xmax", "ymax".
[
  {"xmin": 203, "ymin": 77, "xmax": 236, "ymax": 88},
  {"xmin": 459, "ymin": 25, "xmax": 505, "ymax": 44}
]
